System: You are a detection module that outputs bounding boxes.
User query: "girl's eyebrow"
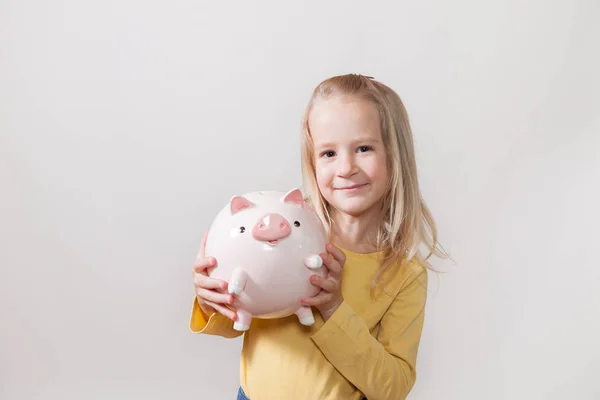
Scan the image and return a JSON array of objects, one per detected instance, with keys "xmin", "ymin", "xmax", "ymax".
[
  {"xmin": 314, "ymin": 142, "xmax": 335, "ymax": 150},
  {"xmin": 315, "ymin": 137, "xmax": 381, "ymax": 150},
  {"xmin": 352, "ymin": 137, "xmax": 381, "ymax": 145}
]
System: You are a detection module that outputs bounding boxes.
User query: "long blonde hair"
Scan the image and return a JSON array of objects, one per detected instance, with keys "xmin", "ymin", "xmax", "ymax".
[{"xmin": 300, "ymin": 74, "xmax": 449, "ymax": 295}]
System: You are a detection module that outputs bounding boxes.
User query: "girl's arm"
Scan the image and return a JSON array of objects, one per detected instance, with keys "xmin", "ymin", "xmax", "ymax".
[
  {"xmin": 189, "ymin": 297, "xmax": 244, "ymax": 339},
  {"xmin": 311, "ymin": 266, "xmax": 428, "ymax": 400}
]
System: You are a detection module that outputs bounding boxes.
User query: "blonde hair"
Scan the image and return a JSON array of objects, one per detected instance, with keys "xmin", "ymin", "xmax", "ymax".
[{"xmin": 300, "ymin": 73, "xmax": 449, "ymax": 295}]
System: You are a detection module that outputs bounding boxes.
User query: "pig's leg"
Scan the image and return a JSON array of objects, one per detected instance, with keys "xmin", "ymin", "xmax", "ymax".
[
  {"xmin": 233, "ymin": 309, "xmax": 252, "ymax": 331},
  {"xmin": 295, "ymin": 306, "xmax": 315, "ymax": 326},
  {"xmin": 228, "ymin": 268, "xmax": 248, "ymax": 295},
  {"xmin": 304, "ymin": 254, "xmax": 323, "ymax": 269}
]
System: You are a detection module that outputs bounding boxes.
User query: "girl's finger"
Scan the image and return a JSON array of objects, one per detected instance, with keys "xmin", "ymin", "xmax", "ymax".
[
  {"xmin": 310, "ymin": 275, "xmax": 337, "ymax": 292},
  {"xmin": 196, "ymin": 287, "xmax": 235, "ymax": 305},
  {"xmin": 194, "ymin": 274, "xmax": 227, "ymax": 290},
  {"xmin": 205, "ymin": 300, "xmax": 237, "ymax": 321},
  {"xmin": 192, "ymin": 256, "xmax": 216, "ymax": 274},
  {"xmin": 326, "ymin": 243, "xmax": 346, "ymax": 266},
  {"xmin": 321, "ymin": 252, "xmax": 342, "ymax": 276},
  {"xmin": 301, "ymin": 291, "xmax": 331, "ymax": 307},
  {"xmin": 196, "ymin": 230, "xmax": 210, "ymax": 259}
]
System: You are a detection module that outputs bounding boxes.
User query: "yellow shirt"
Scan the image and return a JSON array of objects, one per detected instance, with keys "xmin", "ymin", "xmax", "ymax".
[{"xmin": 189, "ymin": 247, "xmax": 428, "ymax": 400}]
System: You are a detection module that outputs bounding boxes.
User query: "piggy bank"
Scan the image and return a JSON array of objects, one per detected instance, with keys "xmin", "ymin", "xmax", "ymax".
[{"xmin": 204, "ymin": 188, "xmax": 328, "ymax": 331}]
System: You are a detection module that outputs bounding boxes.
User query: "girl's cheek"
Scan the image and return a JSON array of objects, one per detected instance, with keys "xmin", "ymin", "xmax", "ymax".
[
  {"xmin": 314, "ymin": 164, "xmax": 326, "ymax": 179},
  {"xmin": 316, "ymin": 173, "xmax": 328, "ymax": 189},
  {"xmin": 316, "ymin": 178, "xmax": 331, "ymax": 195}
]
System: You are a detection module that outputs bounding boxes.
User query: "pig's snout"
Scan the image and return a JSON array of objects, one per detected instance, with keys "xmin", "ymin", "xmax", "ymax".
[{"xmin": 252, "ymin": 213, "xmax": 291, "ymax": 245}]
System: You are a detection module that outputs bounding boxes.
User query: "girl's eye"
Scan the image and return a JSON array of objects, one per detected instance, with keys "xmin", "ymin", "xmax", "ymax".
[
  {"xmin": 357, "ymin": 146, "xmax": 372, "ymax": 152},
  {"xmin": 321, "ymin": 150, "xmax": 336, "ymax": 158}
]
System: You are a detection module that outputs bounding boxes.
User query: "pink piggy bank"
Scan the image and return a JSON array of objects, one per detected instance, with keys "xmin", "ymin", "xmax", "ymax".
[{"xmin": 204, "ymin": 188, "xmax": 328, "ymax": 331}]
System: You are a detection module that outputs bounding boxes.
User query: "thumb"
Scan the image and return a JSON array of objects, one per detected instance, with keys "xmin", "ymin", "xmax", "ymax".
[{"xmin": 196, "ymin": 230, "xmax": 210, "ymax": 260}]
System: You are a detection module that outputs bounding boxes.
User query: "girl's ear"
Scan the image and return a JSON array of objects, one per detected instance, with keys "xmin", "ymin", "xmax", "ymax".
[{"xmin": 281, "ymin": 188, "xmax": 304, "ymax": 207}]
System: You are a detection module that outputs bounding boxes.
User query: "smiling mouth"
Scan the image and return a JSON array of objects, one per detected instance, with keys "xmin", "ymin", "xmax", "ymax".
[
  {"xmin": 267, "ymin": 240, "xmax": 279, "ymax": 246},
  {"xmin": 337, "ymin": 183, "xmax": 367, "ymax": 190}
]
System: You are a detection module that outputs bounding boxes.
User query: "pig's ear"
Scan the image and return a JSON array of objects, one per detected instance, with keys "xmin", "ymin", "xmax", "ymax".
[
  {"xmin": 230, "ymin": 195, "xmax": 254, "ymax": 215},
  {"xmin": 282, "ymin": 188, "xmax": 304, "ymax": 207}
]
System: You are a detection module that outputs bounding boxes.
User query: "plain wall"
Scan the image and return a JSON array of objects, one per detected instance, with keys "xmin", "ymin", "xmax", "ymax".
[{"xmin": 1, "ymin": 0, "xmax": 599, "ymax": 399}]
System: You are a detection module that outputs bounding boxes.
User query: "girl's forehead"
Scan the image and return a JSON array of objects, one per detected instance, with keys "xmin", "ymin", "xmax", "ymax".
[{"xmin": 309, "ymin": 98, "xmax": 381, "ymax": 143}]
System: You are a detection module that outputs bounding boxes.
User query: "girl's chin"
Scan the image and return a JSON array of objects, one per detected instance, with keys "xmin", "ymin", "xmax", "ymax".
[{"xmin": 329, "ymin": 199, "xmax": 378, "ymax": 217}]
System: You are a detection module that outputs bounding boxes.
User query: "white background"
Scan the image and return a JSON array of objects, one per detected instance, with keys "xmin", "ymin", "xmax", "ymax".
[{"xmin": 1, "ymin": 1, "xmax": 599, "ymax": 399}]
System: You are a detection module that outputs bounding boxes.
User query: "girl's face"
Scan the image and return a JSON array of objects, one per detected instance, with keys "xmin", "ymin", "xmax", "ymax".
[{"xmin": 309, "ymin": 95, "xmax": 389, "ymax": 217}]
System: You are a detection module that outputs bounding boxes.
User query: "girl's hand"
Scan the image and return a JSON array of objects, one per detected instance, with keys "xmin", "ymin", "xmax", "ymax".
[
  {"xmin": 192, "ymin": 231, "xmax": 237, "ymax": 321},
  {"xmin": 301, "ymin": 243, "xmax": 346, "ymax": 321}
]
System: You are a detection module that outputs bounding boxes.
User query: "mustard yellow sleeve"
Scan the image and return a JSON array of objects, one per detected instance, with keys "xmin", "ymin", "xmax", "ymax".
[
  {"xmin": 310, "ymin": 269, "xmax": 428, "ymax": 400},
  {"xmin": 189, "ymin": 297, "xmax": 244, "ymax": 339}
]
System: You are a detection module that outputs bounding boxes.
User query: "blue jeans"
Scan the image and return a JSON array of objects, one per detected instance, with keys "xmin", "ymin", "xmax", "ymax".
[
  {"xmin": 237, "ymin": 387, "xmax": 250, "ymax": 400},
  {"xmin": 237, "ymin": 386, "xmax": 366, "ymax": 399}
]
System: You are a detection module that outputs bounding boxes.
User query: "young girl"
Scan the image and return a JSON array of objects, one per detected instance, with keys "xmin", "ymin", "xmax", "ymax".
[{"xmin": 190, "ymin": 74, "xmax": 448, "ymax": 400}]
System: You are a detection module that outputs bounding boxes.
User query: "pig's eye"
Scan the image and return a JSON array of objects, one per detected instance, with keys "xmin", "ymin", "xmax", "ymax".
[
  {"xmin": 239, "ymin": 226, "xmax": 246, "ymax": 233},
  {"xmin": 294, "ymin": 221, "xmax": 301, "ymax": 227}
]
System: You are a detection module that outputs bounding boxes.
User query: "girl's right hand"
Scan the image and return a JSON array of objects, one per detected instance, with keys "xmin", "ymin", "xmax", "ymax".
[{"xmin": 192, "ymin": 231, "xmax": 237, "ymax": 321}]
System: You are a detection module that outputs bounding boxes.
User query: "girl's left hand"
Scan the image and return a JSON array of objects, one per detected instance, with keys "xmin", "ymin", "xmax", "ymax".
[{"xmin": 301, "ymin": 243, "xmax": 346, "ymax": 321}]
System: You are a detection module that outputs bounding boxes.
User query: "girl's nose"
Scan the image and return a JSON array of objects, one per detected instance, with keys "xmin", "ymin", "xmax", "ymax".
[{"xmin": 337, "ymin": 155, "xmax": 358, "ymax": 177}]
